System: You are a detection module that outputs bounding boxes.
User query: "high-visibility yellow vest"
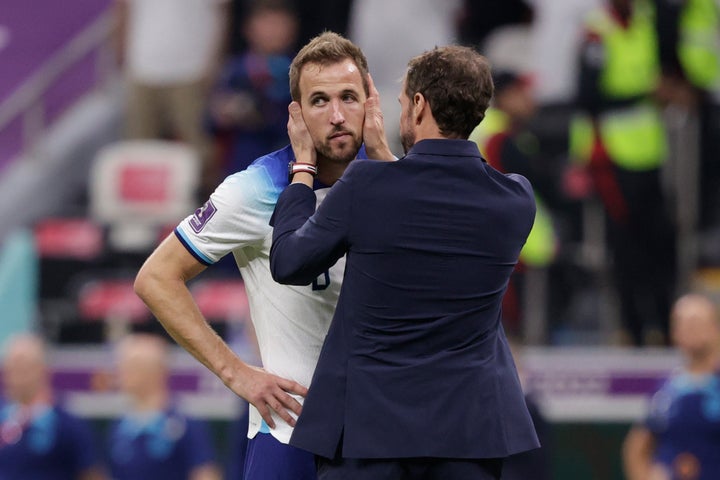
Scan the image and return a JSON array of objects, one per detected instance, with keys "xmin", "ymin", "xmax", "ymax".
[
  {"xmin": 520, "ymin": 196, "xmax": 557, "ymax": 268},
  {"xmin": 469, "ymin": 108, "xmax": 509, "ymax": 157},
  {"xmin": 471, "ymin": 109, "xmax": 557, "ymax": 267},
  {"xmin": 678, "ymin": 0, "xmax": 720, "ymax": 90},
  {"xmin": 571, "ymin": 2, "xmax": 667, "ymax": 170}
]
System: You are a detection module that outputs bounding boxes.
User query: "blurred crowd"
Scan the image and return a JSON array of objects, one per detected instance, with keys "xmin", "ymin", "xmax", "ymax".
[
  {"xmin": 2, "ymin": 0, "xmax": 720, "ymax": 478},
  {"xmin": 111, "ymin": 0, "xmax": 720, "ymax": 347}
]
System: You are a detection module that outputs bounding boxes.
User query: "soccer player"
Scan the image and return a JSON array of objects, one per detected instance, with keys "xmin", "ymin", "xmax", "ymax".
[{"xmin": 134, "ymin": 31, "xmax": 392, "ymax": 479}]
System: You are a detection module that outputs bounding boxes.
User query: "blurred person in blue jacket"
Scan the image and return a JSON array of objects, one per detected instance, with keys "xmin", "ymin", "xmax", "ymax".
[
  {"xmin": 206, "ymin": 0, "xmax": 299, "ymax": 178},
  {"xmin": 0, "ymin": 334, "xmax": 107, "ymax": 480},
  {"xmin": 107, "ymin": 333, "xmax": 221, "ymax": 480},
  {"xmin": 623, "ymin": 293, "xmax": 720, "ymax": 480}
]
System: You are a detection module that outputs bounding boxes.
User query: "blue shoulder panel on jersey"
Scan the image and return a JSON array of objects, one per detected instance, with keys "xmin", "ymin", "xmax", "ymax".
[
  {"xmin": 246, "ymin": 145, "xmax": 294, "ymax": 191},
  {"xmin": 244, "ymin": 144, "xmax": 368, "ymax": 192},
  {"xmin": 174, "ymin": 228, "xmax": 214, "ymax": 266}
]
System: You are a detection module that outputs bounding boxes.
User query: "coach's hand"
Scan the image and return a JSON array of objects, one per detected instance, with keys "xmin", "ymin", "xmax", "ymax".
[
  {"xmin": 363, "ymin": 73, "xmax": 394, "ymax": 161},
  {"xmin": 229, "ymin": 364, "xmax": 308, "ymax": 429}
]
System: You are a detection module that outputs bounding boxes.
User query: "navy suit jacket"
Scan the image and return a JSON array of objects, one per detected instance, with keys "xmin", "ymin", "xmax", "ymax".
[{"xmin": 270, "ymin": 139, "xmax": 540, "ymax": 459}]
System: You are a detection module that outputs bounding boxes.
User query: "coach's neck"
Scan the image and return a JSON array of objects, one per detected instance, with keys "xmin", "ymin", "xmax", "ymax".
[{"xmin": 411, "ymin": 93, "xmax": 465, "ymax": 144}]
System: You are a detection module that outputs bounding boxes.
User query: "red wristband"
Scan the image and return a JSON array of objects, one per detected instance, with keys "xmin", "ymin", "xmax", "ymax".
[{"xmin": 288, "ymin": 162, "xmax": 318, "ymax": 182}]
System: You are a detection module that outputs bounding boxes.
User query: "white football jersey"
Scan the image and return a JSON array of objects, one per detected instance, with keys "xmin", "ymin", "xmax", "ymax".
[{"xmin": 175, "ymin": 146, "xmax": 348, "ymax": 443}]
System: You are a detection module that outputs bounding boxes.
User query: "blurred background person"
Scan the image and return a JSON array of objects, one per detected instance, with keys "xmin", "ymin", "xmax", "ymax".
[
  {"xmin": 108, "ymin": 333, "xmax": 221, "ymax": 480},
  {"xmin": 348, "ymin": 0, "xmax": 462, "ymax": 154},
  {"xmin": 0, "ymin": 333, "xmax": 107, "ymax": 480},
  {"xmin": 655, "ymin": 0, "xmax": 720, "ymax": 262},
  {"xmin": 457, "ymin": 0, "xmax": 533, "ymax": 51},
  {"xmin": 226, "ymin": 0, "xmax": 354, "ymax": 56},
  {"xmin": 568, "ymin": 0, "xmax": 677, "ymax": 346},
  {"xmin": 114, "ymin": 0, "xmax": 229, "ymax": 196},
  {"xmin": 470, "ymin": 70, "xmax": 560, "ymax": 341},
  {"xmin": 205, "ymin": 0, "xmax": 299, "ymax": 179},
  {"xmin": 623, "ymin": 293, "xmax": 720, "ymax": 480},
  {"xmin": 294, "ymin": 0, "xmax": 354, "ymax": 50}
]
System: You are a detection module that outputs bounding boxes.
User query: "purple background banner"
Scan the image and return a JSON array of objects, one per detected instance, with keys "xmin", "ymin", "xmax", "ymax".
[
  {"xmin": 0, "ymin": 0, "xmax": 112, "ymax": 169},
  {"xmin": 0, "ymin": 0, "xmax": 111, "ymax": 101}
]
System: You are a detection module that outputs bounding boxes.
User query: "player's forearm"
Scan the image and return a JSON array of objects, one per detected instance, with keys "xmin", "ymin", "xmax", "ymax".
[
  {"xmin": 135, "ymin": 237, "xmax": 306, "ymax": 426},
  {"xmin": 134, "ymin": 262, "xmax": 241, "ymax": 388},
  {"xmin": 77, "ymin": 466, "xmax": 108, "ymax": 480},
  {"xmin": 622, "ymin": 426, "xmax": 655, "ymax": 480},
  {"xmin": 189, "ymin": 464, "xmax": 222, "ymax": 480}
]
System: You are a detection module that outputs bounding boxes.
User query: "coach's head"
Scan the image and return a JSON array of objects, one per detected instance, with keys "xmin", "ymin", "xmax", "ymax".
[{"xmin": 398, "ymin": 45, "xmax": 494, "ymax": 154}]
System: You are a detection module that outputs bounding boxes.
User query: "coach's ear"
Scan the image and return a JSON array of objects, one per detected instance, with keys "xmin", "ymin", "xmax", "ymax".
[{"xmin": 412, "ymin": 92, "xmax": 428, "ymax": 126}]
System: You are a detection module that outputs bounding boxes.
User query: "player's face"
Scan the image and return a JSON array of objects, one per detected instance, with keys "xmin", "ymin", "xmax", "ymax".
[
  {"xmin": 116, "ymin": 350, "xmax": 159, "ymax": 396},
  {"xmin": 398, "ymin": 78, "xmax": 416, "ymax": 154},
  {"xmin": 2, "ymin": 349, "xmax": 44, "ymax": 403},
  {"xmin": 298, "ymin": 59, "xmax": 366, "ymax": 165},
  {"xmin": 671, "ymin": 301, "xmax": 720, "ymax": 357}
]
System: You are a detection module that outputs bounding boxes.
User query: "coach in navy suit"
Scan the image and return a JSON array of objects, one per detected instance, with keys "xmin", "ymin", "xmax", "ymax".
[{"xmin": 270, "ymin": 45, "xmax": 540, "ymax": 479}]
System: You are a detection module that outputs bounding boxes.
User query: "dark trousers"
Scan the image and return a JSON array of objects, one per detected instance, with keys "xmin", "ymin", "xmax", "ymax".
[
  {"xmin": 604, "ymin": 166, "xmax": 676, "ymax": 345},
  {"xmin": 316, "ymin": 455, "xmax": 504, "ymax": 480}
]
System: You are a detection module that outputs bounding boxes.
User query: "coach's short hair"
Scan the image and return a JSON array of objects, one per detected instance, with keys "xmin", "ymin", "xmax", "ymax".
[
  {"xmin": 405, "ymin": 45, "xmax": 494, "ymax": 139},
  {"xmin": 289, "ymin": 31, "xmax": 369, "ymax": 102}
]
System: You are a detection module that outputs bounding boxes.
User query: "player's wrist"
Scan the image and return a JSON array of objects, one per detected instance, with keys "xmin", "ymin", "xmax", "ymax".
[{"xmin": 288, "ymin": 162, "xmax": 317, "ymax": 184}]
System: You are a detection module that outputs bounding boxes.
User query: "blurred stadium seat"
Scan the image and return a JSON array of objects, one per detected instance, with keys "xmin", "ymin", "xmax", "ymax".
[
  {"xmin": 33, "ymin": 217, "xmax": 105, "ymax": 342},
  {"xmin": 89, "ymin": 139, "xmax": 200, "ymax": 253},
  {"xmin": 190, "ymin": 277, "xmax": 250, "ymax": 339},
  {"xmin": 34, "ymin": 217, "xmax": 104, "ymax": 298}
]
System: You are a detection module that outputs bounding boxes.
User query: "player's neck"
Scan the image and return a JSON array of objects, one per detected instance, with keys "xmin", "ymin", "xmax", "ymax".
[
  {"xmin": 686, "ymin": 350, "xmax": 720, "ymax": 375},
  {"xmin": 16, "ymin": 386, "xmax": 52, "ymax": 409},
  {"xmin": 130, "ymin": 388, "xmax": 169, "ymax": 413},
  {"xmin": 316, "ymin": 158, "xmax": 350, "ymax": 186}
]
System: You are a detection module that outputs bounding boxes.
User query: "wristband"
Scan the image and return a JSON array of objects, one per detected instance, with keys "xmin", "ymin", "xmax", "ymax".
[{"xmin": 288, "ymin": 162, "xmax": 318, "ymax": 182}]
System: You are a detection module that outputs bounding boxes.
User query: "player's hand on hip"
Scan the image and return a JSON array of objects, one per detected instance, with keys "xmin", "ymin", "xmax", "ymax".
[
  {"xmin": 233, "ymin": 365, "xmax": 307, "ymax": 429},
  {"xmin": 363, "ymin": 73, "xmax": 394, "ymax": 161},
  {"xmin": 287, "ymin": 101, "xmax": 317, "ymax": 166}
]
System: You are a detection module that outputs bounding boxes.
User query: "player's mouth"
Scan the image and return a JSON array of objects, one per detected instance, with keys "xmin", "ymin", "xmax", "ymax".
[{"xmin": 329, "ymin": 131, "xmax": 352, "ymax": 140}]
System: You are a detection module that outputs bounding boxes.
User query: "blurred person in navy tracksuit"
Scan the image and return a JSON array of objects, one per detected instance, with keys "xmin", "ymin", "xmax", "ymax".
[
  {"xmin": 107, "ymin": 334, "xmax": 221, "ymax": 480},
  {"xmin": 0, "ymin": 334, "xmax": 106, "ymax": 480},
  {"xmin": 623, "ymin": 294, "xmax": 720, "ymax": 480}
]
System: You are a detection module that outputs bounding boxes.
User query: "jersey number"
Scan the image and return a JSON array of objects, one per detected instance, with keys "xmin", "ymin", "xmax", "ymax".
[{"xmin": 312, "ymin": 270, "xmax": 330, "ymax": 291}]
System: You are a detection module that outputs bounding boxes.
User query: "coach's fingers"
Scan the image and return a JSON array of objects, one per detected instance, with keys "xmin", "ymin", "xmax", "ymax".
[{"xmin": 368, "ymin": 73, "xmax": 379, "ymax": 99}]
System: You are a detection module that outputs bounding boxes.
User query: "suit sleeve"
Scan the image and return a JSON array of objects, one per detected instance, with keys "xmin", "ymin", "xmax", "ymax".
[{"xmin": 270, "ymin": 179, "xmax": 351, "ymax": 285}]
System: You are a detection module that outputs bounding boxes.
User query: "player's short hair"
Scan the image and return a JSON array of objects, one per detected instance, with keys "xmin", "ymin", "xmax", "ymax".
[
  {"xmin": 289, "ymin": 31, "xmax": 369, "ymax": 102},
  {"xmin": 404, "ymin": 45, "xmax": 494, "ymax": 139}
]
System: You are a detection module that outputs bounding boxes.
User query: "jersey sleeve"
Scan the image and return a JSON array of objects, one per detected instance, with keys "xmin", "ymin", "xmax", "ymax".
[{"xmin": 175, "ymin": 166, "xmax": 281, "ymax": 265}]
